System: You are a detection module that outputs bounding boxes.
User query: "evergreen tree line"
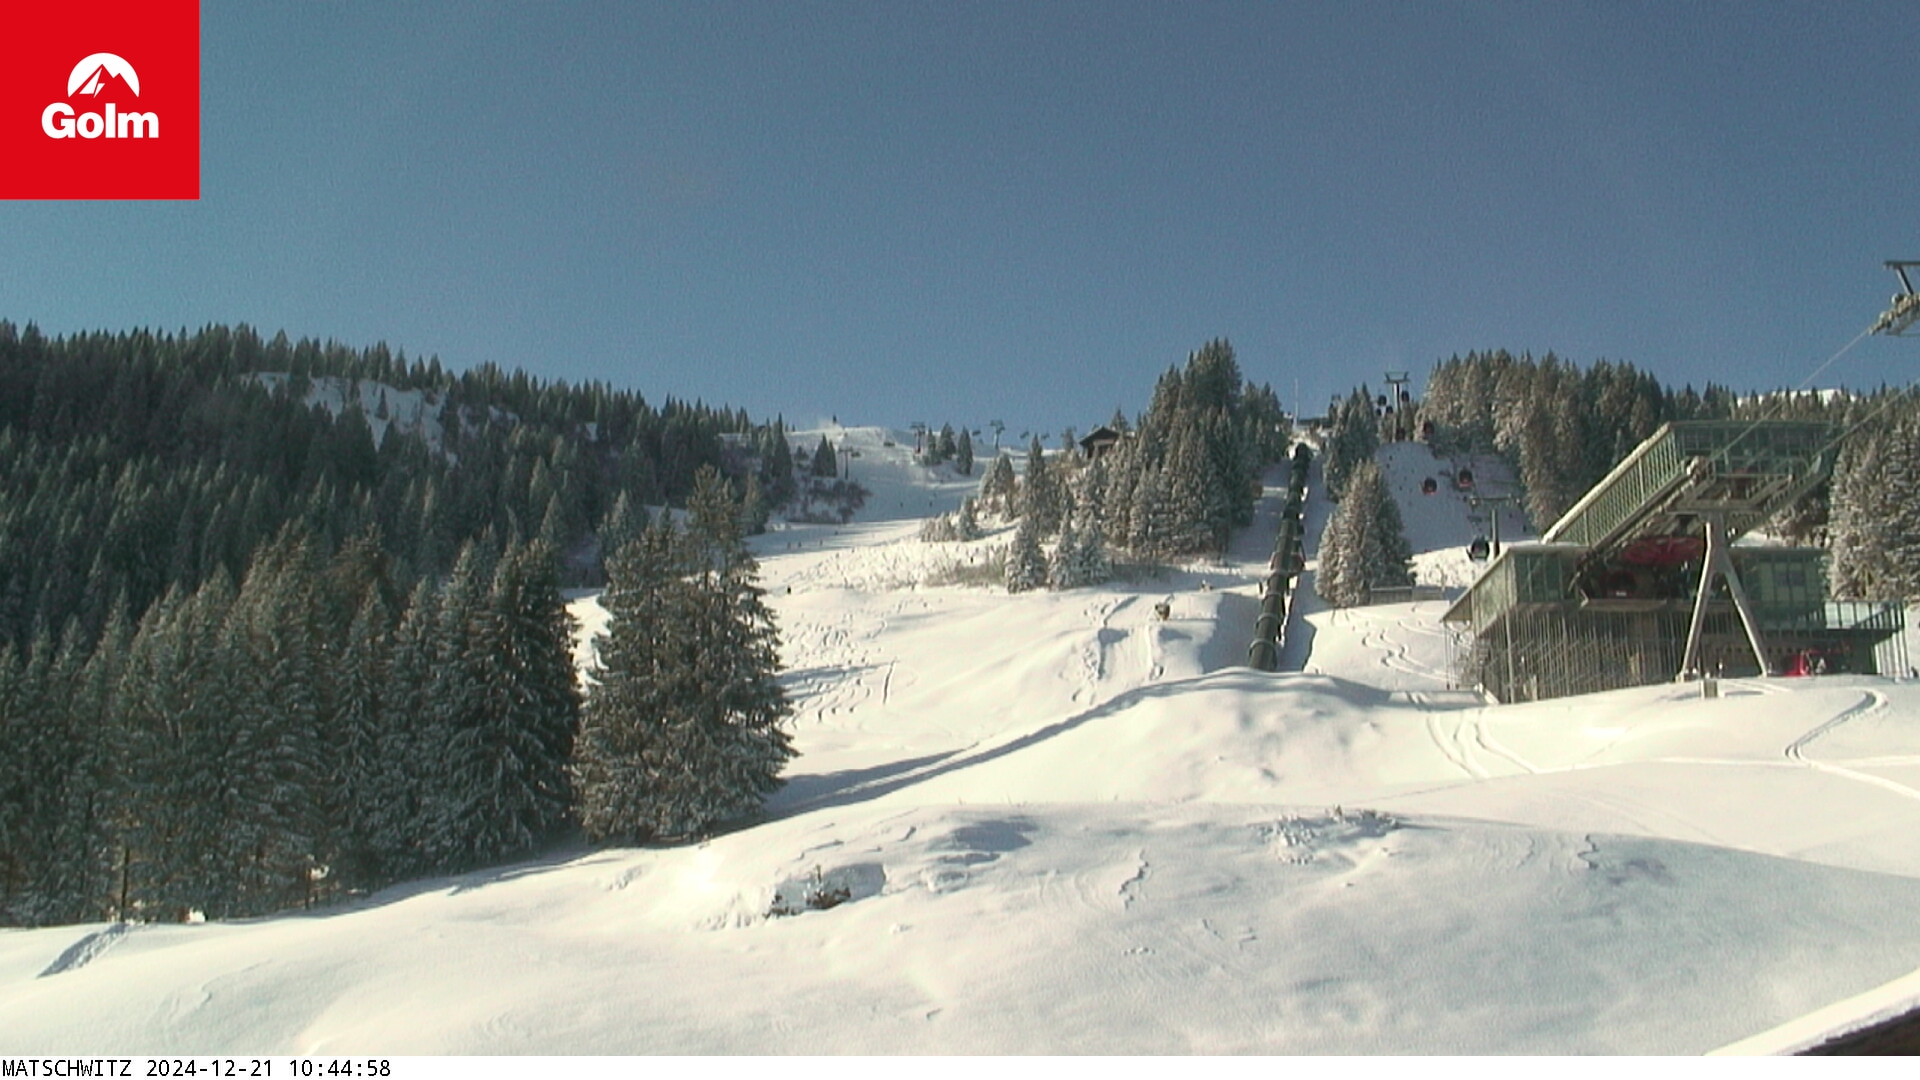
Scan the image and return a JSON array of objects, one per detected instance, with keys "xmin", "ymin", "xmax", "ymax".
[
  {"xmin": 0, "ymin": 320, "xmax": 806, "ymax": 926},
  {"xmin": 0, "ymin": 523, "xmax": 579, "ymax": 925},
  {"xmin": 0, "ymin": 320, "xmax": 798, "ymax": 660},
  {"xmin": 1319, "ymin": 385, "xmax": 1382, "ymax": 504},
  {"xmin": 984, "ymin": 339, "xmax": 1289, "ymax": 594},
  {"xmin": 920, "ymin": 423, "xmax": 974, "ymax": 475},
  {"xmin": 1828, "ymin": 402, "xmax": 1920, "ymax": 599},
  {"xmin": 0, "ymin": 465, "xmax": 793, "ymax": 927},
  {"xmin": 1731, "ymin": 386, "xmax": 1920, "ymax": 600},
  {"xmin": 1417, "ymin": 350, "xmax": 1684, "ymax": 530}
]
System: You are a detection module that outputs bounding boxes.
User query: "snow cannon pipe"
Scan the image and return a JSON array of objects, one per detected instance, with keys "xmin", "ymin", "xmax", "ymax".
[
  {"xmin": 1248, "ymin": 638, "xmax": 1279, "ymax": 672},
  {"xmin": 1249, "ymin": 444, "xmax": 1312, "ymax": 671}
]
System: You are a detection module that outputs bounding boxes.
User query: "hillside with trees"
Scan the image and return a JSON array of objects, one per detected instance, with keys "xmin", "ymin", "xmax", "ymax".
[
  {"xmin": 0, "ymin": 321, "xmax": 798, "ymax": 925},
  {"xmin": 974, "ymin": 339, "xmax": 1288, "ymax": 592}
]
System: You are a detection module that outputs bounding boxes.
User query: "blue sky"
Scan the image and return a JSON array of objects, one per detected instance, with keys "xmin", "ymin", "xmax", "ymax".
[{"xmin": 4, "ymin": 1, "xmax": 1916, "ymax": 434}]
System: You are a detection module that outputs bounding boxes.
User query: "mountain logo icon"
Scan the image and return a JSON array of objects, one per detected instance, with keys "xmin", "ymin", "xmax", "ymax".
[
  {"xmin": 43, "ymin": 52, "xmax": 158, "ymax": 140},
  {"xmin": 67, "ymin": 53, "xmax": 140, "ymax": 97}
]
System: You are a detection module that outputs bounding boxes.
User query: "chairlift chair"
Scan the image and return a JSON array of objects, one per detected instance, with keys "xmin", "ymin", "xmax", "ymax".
[{"xmin": 1873, "ymin": 261, "xmax": 1920, "ymax": 336}]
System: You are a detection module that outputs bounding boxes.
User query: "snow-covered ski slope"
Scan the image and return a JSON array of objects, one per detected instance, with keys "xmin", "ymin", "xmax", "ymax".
[{"xmin": 6, "ymin": 426, "xmax": 1920, "ymax": 1055}]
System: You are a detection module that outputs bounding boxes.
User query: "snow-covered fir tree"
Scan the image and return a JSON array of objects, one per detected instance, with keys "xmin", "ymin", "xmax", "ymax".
[
  {"xmin": 1048, "ymin": 516, "xmax": 1084, "ymax": 590},
  {"xmin": 1005, "ymin": 514, "xmax": 1047, "ymax": 594},
  {"xmin": 572, "ymin": 515, "xmax": 678, "ymax": 843},
  {"xmin": 1829, "ymin": 411, "xmax": 1920, "ymax": 599},
  {"xmin": 1321, "ymin": 387, "xmax": 1381, "ymax": 503},
  {"xmin": 1073, "ymin": 516, "xmax": 1112, "ymax": 586},
  {"xmin": 651, "ymin": 467, "xmax": 794, "ymax": 837},
  {"xmin": 920, "ymin": 496, "xmax": 985, "ymax": 543},
  {"xmin": 1074, "ymin": 454, "xmax": 1108, "ymax": 536},
  {"xmin": 1019, "ymin": 435, "xmax": 1066, "ymax": 535},
  {"xmin": 1127, "ymin": 465, "xmax": 1180, "ymax": 559},
  {"xmin": 1316, "ymin": 458, "xmax": 1413, "ymax": 608},
  {"xmin": 1044, "ymin": 515, "xmax": 1111, "ymax": 590},
  {"xmin": 955, "ymin": 496, "xmax": 981, "ymax": 541},
  {"xmin": 448, "ymin": 539, "xmax": 581, "ymax": 865},
  {"xmin": 955, "ymin": 428, "xmax": 974, "ymax": 476},
  {"xmin": 981, "ymin": 453, "xmax": 1018, "ymax": 517},
  {"xmin": 365, "ymin": 577, "xmax": 439, "ymax": 883},
  {"xmin": 574, "ymin": 467, "xmax": 793, "ymax": 842}
]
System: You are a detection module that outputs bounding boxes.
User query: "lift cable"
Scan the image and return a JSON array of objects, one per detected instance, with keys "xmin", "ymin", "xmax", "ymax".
[{"xmin": 1695, "ymin": 264, "xmax": 1909, "ymax": 481}]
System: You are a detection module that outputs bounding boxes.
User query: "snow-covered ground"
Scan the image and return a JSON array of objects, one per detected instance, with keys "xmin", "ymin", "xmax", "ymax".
[{"xmin": 5, "ymin": 427, "xmax": 1920, "ymax": 1054}]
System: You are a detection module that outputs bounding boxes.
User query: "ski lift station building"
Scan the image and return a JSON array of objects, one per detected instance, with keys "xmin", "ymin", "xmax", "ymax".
[{"xmin": 1443, "ymin": 420, "xmax": 1908, "ymax": 703}]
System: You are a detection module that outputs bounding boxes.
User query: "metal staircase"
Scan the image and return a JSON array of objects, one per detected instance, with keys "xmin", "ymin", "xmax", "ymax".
[{"xmin": 1540, "ymin": 420, "xmax": 1837, "ymax": 556}]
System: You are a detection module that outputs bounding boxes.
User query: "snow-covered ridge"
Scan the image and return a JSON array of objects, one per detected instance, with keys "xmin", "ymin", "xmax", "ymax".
[{"xmin": 251, "ymin": 372, "xmax": 453, "ymax": 453}]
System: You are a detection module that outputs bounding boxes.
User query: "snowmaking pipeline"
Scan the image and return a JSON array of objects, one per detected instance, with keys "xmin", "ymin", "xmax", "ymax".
[{"xmin": 1247, "ymin": 442, "xmax": 1312, "ymax": 671}]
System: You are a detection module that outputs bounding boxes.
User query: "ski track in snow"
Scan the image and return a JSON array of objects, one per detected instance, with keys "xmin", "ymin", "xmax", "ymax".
[
  {"xmin": 1359, "ymin": 616, "xmax": 1452, "ymax": 682},
  {"xmin": 1471, "ymin": 712, "xmax": 1540, "ymax": 774},
  {"xmin": 1073, "ymin": 596, "xmax": 1132, "ymax": 706},
  {"xmin": 1783, "ymin": 690, "xmax": 1920, "ymax": 803},
  {"xmin": 37, "ymin": 922, "xmax": 130, "ymax": 977},
  {"xmin": 1787, "ymin": 690, "xmax": 1887, "ymax": 763},
  {"xmin": 1419, "ymin": 697, "xmax": 1487, "ymax": 780}
]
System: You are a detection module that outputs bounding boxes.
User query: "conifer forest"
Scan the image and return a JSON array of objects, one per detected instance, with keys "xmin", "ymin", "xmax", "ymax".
[{"xmin": 0, "ymin": 322, "xmax": 799, "ymax": 925}]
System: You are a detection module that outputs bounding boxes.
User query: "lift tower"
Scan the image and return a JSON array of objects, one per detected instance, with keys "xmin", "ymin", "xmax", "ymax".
[{"xmin": 1383, "ymin": 371, "xmax": 1412, "ymax": 442}]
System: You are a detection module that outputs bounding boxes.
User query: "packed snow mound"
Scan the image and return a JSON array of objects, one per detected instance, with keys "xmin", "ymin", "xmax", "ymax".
[
  {"xmin": 7, "ymin": 801, "xmax": 1920, "ymax": 1054},
  {"xmin": 888, "ymin": 671, "xmax": 1450, "ymax": 807}
]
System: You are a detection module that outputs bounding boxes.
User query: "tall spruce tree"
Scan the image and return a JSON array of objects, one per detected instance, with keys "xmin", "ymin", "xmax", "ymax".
[
  {"xmin": 455, "ymin": 539, "xmax": 581, "ymax": 863},
  {"xmin": 1020, "ymin": 435, "xmax": 1064, "ymax": 535},
  {"xmin": 597, "ymin": 490, "xmax": 648, "ymax": 580},
  {"xmin": 419, "ymin": 540, "xmax": 497, "ymax": 871},
  {"xmin": 1005, "ymin": 513, "xmax": 1047, "ymax": 593},
  {"xmin": 574, "ymin": 517, "xmax": 679, "ymax": 842},
  {"xmin": 368, "ymin": 578, "xmax": 442, "ymax": 881},
  {"xmin": 1316, "ymin": 458, "xmax": 1413, "ymax": 608},
  {"xmin": 575, "ymin": 468, "xmax": 793, "ymax": 841},
  {"xmin": 1048, "ymin": 516, "xmax": 1083, "ymax": 590},
  {"xmin": 981, "ymin": 454, "xmax": 1018, "ymax": 517}
]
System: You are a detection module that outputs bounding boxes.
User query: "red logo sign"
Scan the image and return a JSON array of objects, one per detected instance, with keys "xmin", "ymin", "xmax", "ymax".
[{"xmin": 1, "ymin": 1, "xmax": 199, "ymax": 199}]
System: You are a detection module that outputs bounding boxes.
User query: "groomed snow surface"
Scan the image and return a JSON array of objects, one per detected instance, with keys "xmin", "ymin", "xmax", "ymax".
[{"xmin": 6, "ymin": 426, "xmax": 1920, "ymax": 1055}]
